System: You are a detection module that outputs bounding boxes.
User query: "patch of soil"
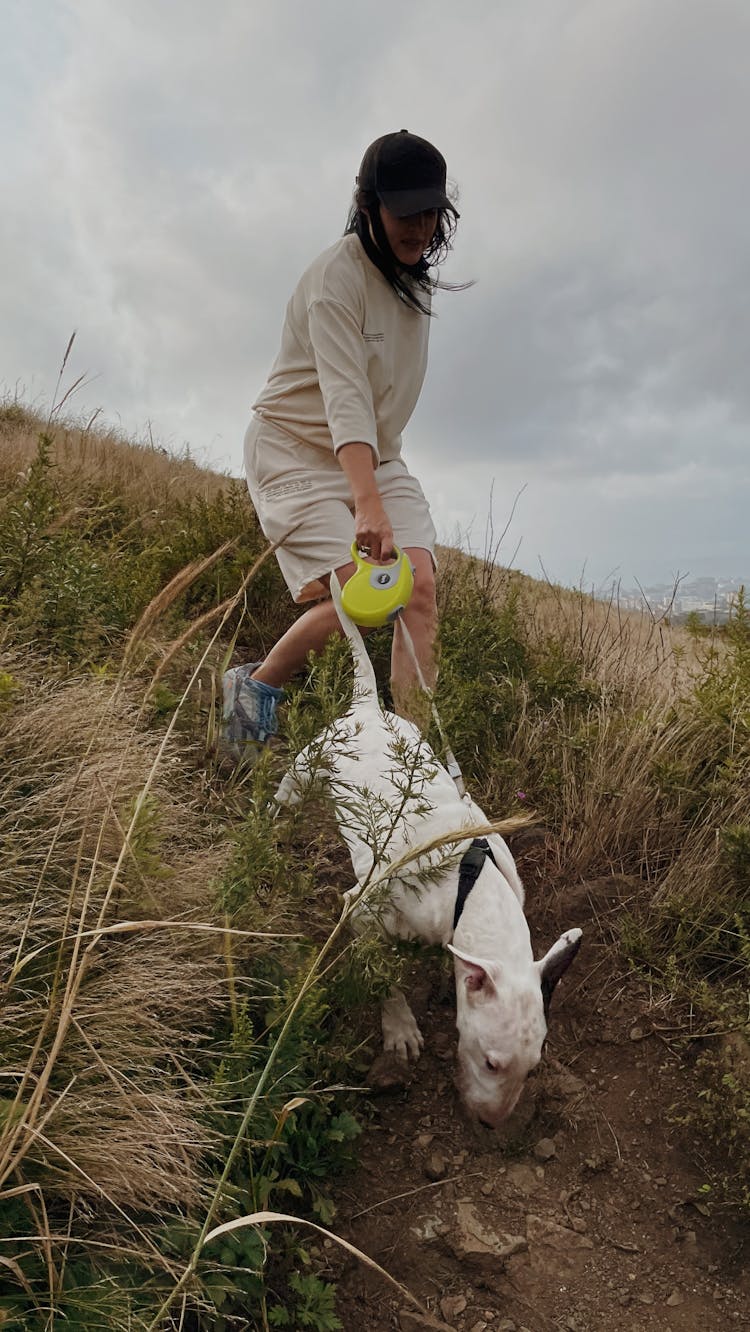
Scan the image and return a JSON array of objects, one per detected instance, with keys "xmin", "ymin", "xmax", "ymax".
[{"xmin": 323, "ymin": 873, "xmax": 749, "ymax": 1330}]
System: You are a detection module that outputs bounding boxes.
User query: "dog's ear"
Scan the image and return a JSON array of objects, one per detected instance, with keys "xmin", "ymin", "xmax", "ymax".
[
  {"xmin": 448, "ymin": 943, "xmax": 500, "ymax": 997},
  {"xmin": 536, "ymin": 929, "xmax": 582, "ymax": 1017}
]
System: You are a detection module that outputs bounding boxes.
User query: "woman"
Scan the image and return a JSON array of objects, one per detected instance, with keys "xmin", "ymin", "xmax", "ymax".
[{"xmin": 224, "ymin": 129, "xmax": 462, "ymax": 758}]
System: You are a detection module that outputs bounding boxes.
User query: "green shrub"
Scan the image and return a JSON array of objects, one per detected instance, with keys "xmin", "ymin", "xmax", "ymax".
[
  {"xmin": 672, "ymin": 1024, "xmax": 750, "ymax": 1216},
  {"xmin": 0, "ymin": 429, "xmax": 288, "ymax": 665}
]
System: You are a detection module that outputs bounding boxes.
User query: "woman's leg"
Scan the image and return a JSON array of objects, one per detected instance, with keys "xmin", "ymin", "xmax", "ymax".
[
  {"xmin": 251, "ymin": 562, "xmax": 356, "ymax": 689},
  {"xmin": 390, "ymin": 547, "xmax": 438, "ymax": 725},
  {"xmin": 225, "ymin": 548, "xmax": 436, "ymax": 752}
]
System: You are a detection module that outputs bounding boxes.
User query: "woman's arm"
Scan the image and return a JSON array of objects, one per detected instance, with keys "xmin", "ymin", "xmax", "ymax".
[{"xmin": 337, "ymin": 442, "xmax": 394, "ymax": 561}]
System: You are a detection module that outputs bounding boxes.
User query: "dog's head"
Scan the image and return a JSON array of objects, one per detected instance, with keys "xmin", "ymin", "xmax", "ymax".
[{"xmin": 448, "ymin": 929, "xmax": 582, "ymax": 1128}]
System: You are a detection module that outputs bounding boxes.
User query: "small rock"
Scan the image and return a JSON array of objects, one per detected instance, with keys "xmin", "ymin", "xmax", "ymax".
[
  {"xmin": 439, "ymin": 1294, "xmax": 467, "ymax": 1320},
  {"xmin": 416, "ymin": 1132, "xmax": 434, "ymax": 1149},
  {"xmin": 533, "ymin": 1137, "xmax": 557, "ymax": 1162},
  {"xmin": 637, "ymin": 1291, "xmax": 654, "ymax": 1305},
  {"xmin": 505, "ymin": 1163, "xmax": 542, "ymax": 1196},
  {"xmin": 691, "ymin": 1199, "xmax": 711, "ymax": 1217},
  {"xmin": 497, "ymin": 1321, "xmax": 517, "ymax": 1331},
  {"xmin": 629, "ymin": 1025, "xmax": 645, "ymax": 1041},
  {"xmin": 570, "ymin": 1216, "xmax": 588, "ymax": 1233},
  {"xmin": 448, "ymin": 1201, "xmax": 528, "ymax": 1271},
  {"xmin": 410, "ymin": 1213, "xmax": 447, "ymax": 1242},
  {"xmin": 480, "ymin": 1180, "xmax": 494, "ymax": 1196},
  {"xmin": 468, "ymin": 1324, "xmax": 487, "ymax": 1332},
  {"xmin": 425, "ymin": 1152, "xmax": 448, "ymax": 1181},
  {"xmin": 666, "ymin": 1289, "xmax": 685, "ymax": 1307},
  {"xmin": 398, "ymin": 1310, "xmax": 453, "ymax": 1332},
  {"xmin": 546, "ymin": 1064, "xmax": 587, "ymax": 1098},
  {"xmin": 366, "ymin": 1051, "xmax": 413, "ymax": 1090},
  {"xmin": 526, "ymin": 1215, "xmax": 594, "ymax": 1252}
]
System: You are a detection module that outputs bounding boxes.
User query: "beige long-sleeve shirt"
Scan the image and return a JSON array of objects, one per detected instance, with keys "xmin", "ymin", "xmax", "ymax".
[{"xmin": 252, "ymin": 233, "xmax": 430, "ymax": 465}]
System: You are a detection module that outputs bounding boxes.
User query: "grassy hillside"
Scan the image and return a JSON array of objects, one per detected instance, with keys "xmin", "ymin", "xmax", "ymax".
[{"xmin": 1, "ymin": 402, "xmax": 747, "ymax": 1329}]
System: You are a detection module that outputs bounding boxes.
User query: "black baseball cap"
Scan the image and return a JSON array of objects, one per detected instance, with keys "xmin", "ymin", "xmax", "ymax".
[{"xmin": 357, "ymin": 129, "xmax": 458, "ymax": 218}]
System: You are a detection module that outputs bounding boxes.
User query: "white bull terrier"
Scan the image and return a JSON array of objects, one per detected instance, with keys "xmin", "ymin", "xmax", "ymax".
[{"xmin": 274, "ymin": 576, "xmax": 582, "ymax": 1128}]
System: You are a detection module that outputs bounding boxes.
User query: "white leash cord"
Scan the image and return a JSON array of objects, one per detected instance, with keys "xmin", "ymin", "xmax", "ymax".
[{"xmin": 395, "ymin": 615, "xmax": 468, "ymax": 801}]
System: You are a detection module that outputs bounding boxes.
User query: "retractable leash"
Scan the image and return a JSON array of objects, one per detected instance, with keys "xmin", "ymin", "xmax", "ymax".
[
  {"xmin": 341, "ymin": 544, "xmax": 469, "ymax": 800},
  {"xmin": 340, "ymin": 541, "xmax": 415, "ymax": 628},
  {"xmin": 395, "ymin": 614, "xmax": 469, "ymax": 801},
  {"xmin": 340, "ymin": 554, "xmax": 498, "ymax": 930}
]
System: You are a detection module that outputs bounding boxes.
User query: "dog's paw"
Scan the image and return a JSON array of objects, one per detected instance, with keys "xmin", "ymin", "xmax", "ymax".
[
  {"xmin": 342, "ymin": 882, "xmax": 363, "ymax": 910},
  {"xmin": 273, "ymin": 772, "xmax": 300, "ymax": 807},
  {"xmin": 381, "ymin": 992, "xmax": 424, "ymax": 1062}
]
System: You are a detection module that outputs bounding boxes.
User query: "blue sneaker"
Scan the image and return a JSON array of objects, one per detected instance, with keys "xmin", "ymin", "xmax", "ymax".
[{"xmin": 221, "ymin": 662, "xmax": 284, "ymax": 760}]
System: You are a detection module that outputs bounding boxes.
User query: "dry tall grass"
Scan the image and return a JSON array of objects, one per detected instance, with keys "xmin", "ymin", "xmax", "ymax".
[
  {"xmin": 439, "ymin": 541, "xmax": 696, "ymax": 703},
  {"xmin": 437, "ymin": 547, "xmax": 748, "ymax": 929},
  {"xmin": 1, "ymin": 402, "xmax": 232, "ymax": 513},
  {"xmin": 0, "ymin": 657, "xmax": 230, "ymax": 1214}
]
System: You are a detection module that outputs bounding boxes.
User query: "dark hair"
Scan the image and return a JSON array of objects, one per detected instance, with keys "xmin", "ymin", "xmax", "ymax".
[{"xmin": 344, "ymin": 185, "xmax": 464, "ymax": 316}]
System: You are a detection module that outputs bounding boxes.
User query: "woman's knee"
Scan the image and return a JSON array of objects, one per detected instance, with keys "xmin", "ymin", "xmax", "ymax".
[{"xmin": 403, "ymin": 548, "xmax": 437, "ymax": 619}]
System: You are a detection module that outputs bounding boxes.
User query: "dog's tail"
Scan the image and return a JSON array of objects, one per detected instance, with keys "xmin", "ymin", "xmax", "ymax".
[{"xmin": 329, "ymin": 571, "xmax": 378, "ymax": 703}]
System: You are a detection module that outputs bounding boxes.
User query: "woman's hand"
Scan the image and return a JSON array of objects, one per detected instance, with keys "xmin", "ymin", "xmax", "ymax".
[
  {"xmin": 336, "ymin": 441, "xmax": 395, "ymax": 562},
  {"xmin": 354, "ymin": 495, "xmax": 395, "ymax": 563}
]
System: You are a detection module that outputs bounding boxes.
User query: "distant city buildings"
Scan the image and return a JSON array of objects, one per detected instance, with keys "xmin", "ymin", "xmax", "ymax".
[{"xmin": 617, "ymin": 576, "xmax": 748, "ymax": 624}]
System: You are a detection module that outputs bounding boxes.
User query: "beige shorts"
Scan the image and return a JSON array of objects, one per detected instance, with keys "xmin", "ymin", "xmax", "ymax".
[{"xmin": 244, "ymin": 416, "xmax": 437, "ymax": 603}]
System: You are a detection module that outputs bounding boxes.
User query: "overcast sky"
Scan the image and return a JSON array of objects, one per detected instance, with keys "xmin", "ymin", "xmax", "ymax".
[{"xmin": 3, "ymin": 0, "xmax": 749, "ymax": 591}]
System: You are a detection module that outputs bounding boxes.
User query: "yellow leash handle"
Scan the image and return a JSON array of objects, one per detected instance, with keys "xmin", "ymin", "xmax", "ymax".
[{"xmin": 340, "ymin": 542, "xmax": 415, "ymax": 628}]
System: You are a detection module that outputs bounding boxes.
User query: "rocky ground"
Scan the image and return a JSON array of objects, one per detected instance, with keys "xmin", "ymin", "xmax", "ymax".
[{"xmin": 323, "ymin": 868, "xmax": 749, "ymax": 1331}]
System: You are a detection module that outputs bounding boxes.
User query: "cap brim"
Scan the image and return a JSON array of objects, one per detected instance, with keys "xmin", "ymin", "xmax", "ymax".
[{"xmin": 377, "ymin": 187, "xmax": 459, "ymax": 218}]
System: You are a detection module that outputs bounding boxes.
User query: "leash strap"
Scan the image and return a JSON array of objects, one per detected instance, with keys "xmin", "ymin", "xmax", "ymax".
[
  {"xmin": 453, "ymin": 837, "xmax": 497, "ymax": 930},
  {"xmin": 395, "ymin": 615, "xmax": 468, "ymax": 800}
]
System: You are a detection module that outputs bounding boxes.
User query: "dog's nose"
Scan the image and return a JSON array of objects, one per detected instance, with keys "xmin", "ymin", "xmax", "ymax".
[{"xmin": 478, "ymin": 1116, "xmax": 496, "ymax": 1130}]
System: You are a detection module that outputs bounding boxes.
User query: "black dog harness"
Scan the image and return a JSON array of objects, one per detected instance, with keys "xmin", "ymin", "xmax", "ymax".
[{"xmin": 452, "ymin": 837, "xmax": 498, "ymax": 931}]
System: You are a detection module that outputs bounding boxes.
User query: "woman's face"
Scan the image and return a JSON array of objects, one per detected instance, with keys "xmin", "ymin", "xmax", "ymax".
[{"xmin": 377, "ymin": 203, "xmax": 438, "ymax": 266}]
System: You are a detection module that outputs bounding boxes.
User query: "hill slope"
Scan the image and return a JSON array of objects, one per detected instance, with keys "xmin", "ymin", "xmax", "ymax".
[{"xmin": 0, "ymin": 403, "xmax": 747, "ymax": 1330}]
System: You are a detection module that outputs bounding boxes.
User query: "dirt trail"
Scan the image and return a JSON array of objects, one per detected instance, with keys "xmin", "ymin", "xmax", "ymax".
[{"xmin": 326, "ymin": 866, "xmax": 749, "ymax": 1331}]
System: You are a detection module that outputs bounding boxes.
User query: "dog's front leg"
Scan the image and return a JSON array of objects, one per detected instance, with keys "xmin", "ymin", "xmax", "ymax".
[
  {"xmin": 381, "ymin": 987, "xmax": 424, "ymax": 1062},
  {"xmin": 273, "ymin": 745, "xmax": 317, "ymax": 810},
  {"xmin": 346, "ymin": 897, "xmax": 422, "ymax": 1058}
]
